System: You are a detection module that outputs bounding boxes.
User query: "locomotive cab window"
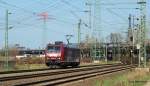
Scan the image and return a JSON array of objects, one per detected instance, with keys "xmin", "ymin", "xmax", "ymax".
[{"xmin": 47, "ymin": 46, "xmax": 60, "ymax": 52}]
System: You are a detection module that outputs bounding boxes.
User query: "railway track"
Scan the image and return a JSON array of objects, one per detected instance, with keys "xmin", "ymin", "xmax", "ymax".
[
  {"xmin": 0, "ymin": 63, "xmax": 118, "ymax": 74},
  {"xmin": 0, "ymin": 64, "xmax": 136, "ymax": 86}
]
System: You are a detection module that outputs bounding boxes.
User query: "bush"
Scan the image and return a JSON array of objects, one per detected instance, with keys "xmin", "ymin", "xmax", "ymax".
[{"xmin": 16, "ymin": 57, "xmax": 45, "ymax": 64}]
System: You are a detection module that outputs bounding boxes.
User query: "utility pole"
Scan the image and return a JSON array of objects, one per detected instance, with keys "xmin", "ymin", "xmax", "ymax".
[
  {"xmin": 138, "ymin": 0, "xmax": 147, "ymax": 67},
  {"xmin": 85, "ymin": 0, "xmax": 93, "ymax": 62},
  {"xmin": 128, "ymin": 14, "xmax": 133, "ymax": 45},
  {"xmin": 105, "ymin": 43, "xmax": 108, "ymax": 62},
  {"xmin": 5, "ymin": 10, "xmax": 10, "ymax": 70},
  {"xmin": 128, "ymin": 14, "xmax": 134, "ymax": 64},
  {"xmin": 78, "ymin": 19, "xmax": 82, "ymax": 46},
  {"xmin": 77, "ymin": 19, "xmax": 82, "ymax": 62},
  {"xmin": 85, "ymin": 0, "xmax": 92, "ymax": 30}
]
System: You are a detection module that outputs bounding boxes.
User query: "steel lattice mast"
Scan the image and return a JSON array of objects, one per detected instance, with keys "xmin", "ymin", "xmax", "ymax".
[
  {"xmin": 38, "ymin": 12, "xmax": 49, "ymax": 49},
  {"xmin": 92, "ymin": 0, "xmax": 101, "ymax": 61},
  {"xmin": 138, "ymin": 0, "xmax": 147, "ymax": 67}
]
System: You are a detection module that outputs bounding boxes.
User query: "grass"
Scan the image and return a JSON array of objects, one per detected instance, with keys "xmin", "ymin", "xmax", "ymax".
[
  {"xmin": 0, "ymin": 64, "xmax": 48, "ymax": 72},
  {"xmin": 93, "ymin": 69, "xmax": 150, "ymax": 86},
  {"xmin": 15, "ymin": 64, "xmax": 48, "ymax": 70},
  {"xmin": 0, "ymin": 56, "xmax": 47, "ymax": 71},
  {"xmin": 0, "ymin": 58, "xmax": 120, "ymax": 71},
  {"xmin": 11, "ymin": 61, "xmax": 117, "ymax": 70}
]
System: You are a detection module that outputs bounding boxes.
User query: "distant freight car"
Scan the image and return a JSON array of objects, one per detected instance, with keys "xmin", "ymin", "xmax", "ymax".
[{"xmin": 45, "ymin": 41, "xmax": 80, "ymax": 68}]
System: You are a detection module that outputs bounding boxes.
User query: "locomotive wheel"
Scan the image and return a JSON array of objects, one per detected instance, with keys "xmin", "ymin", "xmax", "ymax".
[
  {"xmin": 46, "ymin": 63, "xmax": 50, "ymax": 67},
  {"xmin": 55, "ymin": 65, "xmax": 60, "ymax": 68},
  {"xmin": 49, "ymin": 65, "xmax": 53, "ymax": 68},
  {"xmin": 53, "ymin": 65, "xmax": 60, "ymax": 68},
  {"xmin": 71, "ymin": 63, "xmax": 79, "ymax": 68},
  {"xmin": 60, "ymin": 65, "xmax": 67, "ymax": 68}
]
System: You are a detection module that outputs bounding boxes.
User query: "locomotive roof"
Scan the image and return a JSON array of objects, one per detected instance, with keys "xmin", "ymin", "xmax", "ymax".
[
  {"xmin": 47, "ymin": 43, "xmax": 79, "ymax": 49},
  {"xmin": 64, "ymin": 43, "xmax": 79, "ymax": 48}
]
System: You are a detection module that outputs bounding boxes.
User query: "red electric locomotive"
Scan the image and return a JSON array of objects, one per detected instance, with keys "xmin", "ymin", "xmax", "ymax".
[{"xmin": 45, "ymin": 41, "xmax": 80, "ymax": 68}]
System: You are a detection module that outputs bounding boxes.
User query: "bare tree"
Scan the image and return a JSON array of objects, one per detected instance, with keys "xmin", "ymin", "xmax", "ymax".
[{"xmin": 109, "ymin": 33, "xmax": 123, "ymax": 61}]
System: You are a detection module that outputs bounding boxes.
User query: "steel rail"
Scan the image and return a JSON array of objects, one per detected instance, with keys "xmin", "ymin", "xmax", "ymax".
[
  {"xmin": 17, "ymin": 65, "xmax": 136, "ymax": 86},
  {"xmin": 0, "ymin": 63, "xmax": 121, "ymax": 81},
  {"xmin": 0, "ymin": 63, "xmax": 120, "ymax": 74},
  {"xmin": 0, "ymin": 64, "xmax": 136, "ymax": 86}
]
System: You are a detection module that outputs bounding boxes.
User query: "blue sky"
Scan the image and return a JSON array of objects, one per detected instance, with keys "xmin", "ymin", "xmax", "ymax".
[{"xmin": 0, "ymin": 0, "xmax": 149, "ymax": 49}]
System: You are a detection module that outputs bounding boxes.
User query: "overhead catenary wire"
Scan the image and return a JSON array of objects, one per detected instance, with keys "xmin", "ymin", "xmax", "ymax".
[
  {"xmin": 91, "ymin": 2, "xmax": 138, "ymax": 6},
  {"xmin": 0, "ymin": 0, "xmax": 37, "ymax": 15},
  {"xmin": 106, "ymin": 8, "xmax": 128, "ymax": 22},
  {"xmin": 60, "ymin": 0, "xmax": 91, "ymax": 29},
  {"xmin": 60, "ymin": 0, "xmax": 81, "ymax": 20},
  {"xmin": 0, "ymin": 0, "xmax": 143, "ymax": 42},
  {"xmin": 34, "ymin": 0, "xmax": 61, "ymax": 12},
  {"xmin": 0, "ymin": 0, "xmax": 77, "ymax": 29},
  {"xmin": 61, "ymin": 0, "xmax": 83, "ymax": 11},
  {"xmin": 33, "ymin": 0, "xmax": 55, "ymax": 6},
  {"xmin": 0, "ymin": 0, "xmax": 60, "ymax": 25},
  {"xmin": 0, "ymin": 0, "xmax": 137, "ymax": 30}
]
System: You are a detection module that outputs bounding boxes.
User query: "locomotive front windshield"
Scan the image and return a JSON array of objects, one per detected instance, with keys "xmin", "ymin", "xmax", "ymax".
[{"xmin": 47, "ymin": 46, "xmax": 60, "ymax": 52}]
